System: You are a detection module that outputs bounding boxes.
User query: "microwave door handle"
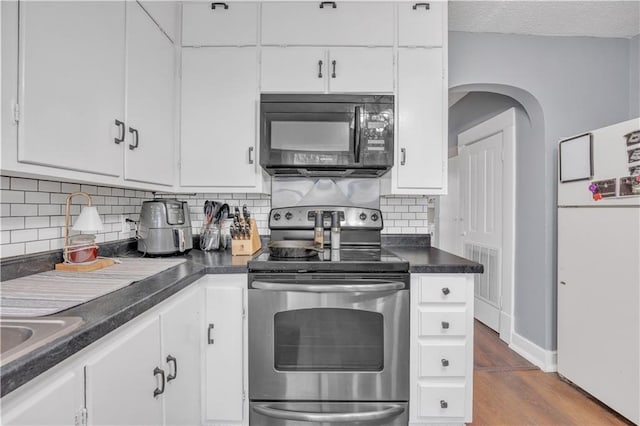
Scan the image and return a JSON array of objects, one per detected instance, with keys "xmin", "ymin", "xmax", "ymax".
[
  {"xmin": 354, "ymin": 106, "xmax": 362, "ymax": 163},
  {"xmin": 253, "ymin": 404, "xmax": 405, "ymax": 423},
  {"xmin": 251, "ymin": 281, "xmax": 405, "ymax": 292}
]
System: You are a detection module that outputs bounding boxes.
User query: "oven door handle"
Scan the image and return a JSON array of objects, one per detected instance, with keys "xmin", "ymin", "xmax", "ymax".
[
  {"xmin": 251, "ymin": 281, "xmax": 405, "ymax": 292},
  {"xmin": 252, "ymin": 403, "xmax": 405, "ymax": 423}
]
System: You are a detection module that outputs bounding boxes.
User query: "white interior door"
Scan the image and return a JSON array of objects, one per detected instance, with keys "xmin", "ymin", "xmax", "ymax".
[{"xmin": 460, "ymin": 132, "xmax": 503, "ymax": 331}]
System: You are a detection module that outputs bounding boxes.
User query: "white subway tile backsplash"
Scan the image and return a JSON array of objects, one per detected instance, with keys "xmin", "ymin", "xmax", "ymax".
[
  {"xmin": 61, "ymin": 182, "xmax": 81, "ymax": 193},
  {"xmin": 25, "ymin": 217, "xmax": 50, "ymax": 228},
  {"xmin": 11, "ymin": 229, "xmax": 38, "ymax": 243},
  {"xmin": 38, "ymin": 180, "xmax": 61, "ymax": 193},
  {"xmin": 1, "ymin": 190, "xmax": 25, "ymax": 203},
  {"xmin": 10, "ymin": 177, "xmax": 38, "ymax": 191},
  {"xmin": 1, "ymin": 243, "xmax": 25, "ymax": 257},
  {"xmin": 0, "ymin": 175, "xmax": 436, "ymax": 258},
  {"xmin": 25, "ymin": 191, "xmax": 50, "ymax": 204},
  {"xmin": 12, "ymin": 204, "xmax": 38, "ymax": 217}
]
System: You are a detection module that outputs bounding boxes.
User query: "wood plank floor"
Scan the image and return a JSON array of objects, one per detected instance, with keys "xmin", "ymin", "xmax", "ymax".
[{"xmin": 470, "ymin": 321, "xmax": 634, "ymax": 425}]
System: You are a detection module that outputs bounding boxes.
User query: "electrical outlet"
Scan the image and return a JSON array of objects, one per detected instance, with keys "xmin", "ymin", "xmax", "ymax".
[{"xmin": 120, "ymin": 215, "xmax": 129, "ymax": 233}]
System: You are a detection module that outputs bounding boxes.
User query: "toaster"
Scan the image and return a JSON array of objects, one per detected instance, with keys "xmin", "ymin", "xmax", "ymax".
[{"xmin": 137, "ymin": 199, "xmax": 193, "ymax": 256}]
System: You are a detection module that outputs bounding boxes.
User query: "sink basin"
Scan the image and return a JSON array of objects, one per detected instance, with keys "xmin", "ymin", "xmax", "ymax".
[{"xmin": 0, "ymin": 317, "xmax": 84, "ymax": 366}]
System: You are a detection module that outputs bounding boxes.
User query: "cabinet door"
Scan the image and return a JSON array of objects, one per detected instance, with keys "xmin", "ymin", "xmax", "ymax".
[
  {"xmin": 1, "ymin": 369, "xmax": 83, "ymax": 426},
  {"xmin": 18, "ymin": 1, "xmax": 125, "ymax": 177},
  {"xmin": 161, "ymin": 288, "xmax": 203, "ymax": 426},
  {"xmin": 398, "ymin": 1, "xmax": 444, "ymax": 47},
  {"xmin": 182, "ymin": 2, "xmax": 258, "ymax": 46},
  {"xmin": 261, "ymin": 47, "xmax": 326, "ymax": 93},
  {"xmin": 261, "ymin": 2, "xmax": 393, "ymax": 46},
  {"xmin": 395, "ymin": 48, "xmax": 445, "ymax": 192},
  {"xmin": 328, "ymin": 48, "xmax": 394, "ymax": 93},
  {"xmin": 124, "ymin": 2, "xmax": 175, "ymax": 187},
  {"xmin": 204, "ymin": 285, "xmax": 245, "ymax": 423},
  {"xmin": 138, "ymin": 1, "xmax": 178, "ymax": 42},
  {"xmin": 181, "ymin": 47, "xmax": 259, "ymax": 188},
  {"xmin": 85, "ymin": 317, "xmax": 163, "ymax": 426}
]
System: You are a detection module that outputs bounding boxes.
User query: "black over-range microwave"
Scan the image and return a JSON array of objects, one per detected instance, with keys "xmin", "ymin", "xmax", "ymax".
[{"xmin": 260, "ymin": 94, "xmax": 394, "ymax": 177}]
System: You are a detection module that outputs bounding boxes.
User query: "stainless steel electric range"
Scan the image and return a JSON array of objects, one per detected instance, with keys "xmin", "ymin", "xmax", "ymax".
[{"xmin": 248, "ymin": 204, "xmax": 410, "ymax": 426}]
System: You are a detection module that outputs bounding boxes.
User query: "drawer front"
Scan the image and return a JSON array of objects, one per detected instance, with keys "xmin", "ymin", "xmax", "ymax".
[
  {"xmin": 419, "ymin": 310, "xmax": 466, "ymax": 336},
  {"xmin": 261, "ymin": 2, "xmax": 394, "ymax": 46},
  {"xmin": 418, "ymin": 276, "xmax": 467, "ymax": 303},
  {"xmin": 182, "ymin": 2, "xmax": 258, "ymax": 46},
  {"xmin": 418, "ymin": 343, "xmax": 467, "ymax": 377},
  {"xmin": 417, "ymin": 384, "xmax": 466, "ymax": 418},
  {"xmin": 398, "ymin": 1, "xmax": 444, "ymax": 47}
]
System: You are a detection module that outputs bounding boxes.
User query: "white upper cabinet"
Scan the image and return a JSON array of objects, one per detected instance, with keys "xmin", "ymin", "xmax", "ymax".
[
  {"xmin": 124, "ymin": 2, "xmax": 175, "ymax": 187},
  {"xmin": 394, "ymin": 48, "xmax": 445, "ymax": 193},
  {"xmin": 181, "ymin": 47, "xmax": 261, "ymax": 190},
  {"xmin": 18, "ymin": 2, "xmax": 125, "ymax": 177},
  {"xmin": 398, "ymin": 1, "xmax": 445, "ymax": 47},
  {"xmin": 182, "ymin": 2, "xmax": 258, "ymax": 46},
  {"xmin": 261, "ymin": 2, "xmax": 394, "ymax": 46},
  {"xmin": 328, "ymin": 47, "xmax": 394, "ymax": 93},
  {"xmin": 261, "ymin": 47, "xmax": 327, "ymax": 93},
  {"xmin": 138, "ymin": 1, "xmax": 179, "ymax": 42}
]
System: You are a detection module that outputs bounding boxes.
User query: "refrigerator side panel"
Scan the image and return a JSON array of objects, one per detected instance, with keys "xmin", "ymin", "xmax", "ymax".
[
  {"xmin": 558, "ymin": 117, "xmax": 640, "ymax": 207},
  {"xmin": 557, "ymin": 207, "xmax": 640, "ymax": 424}
]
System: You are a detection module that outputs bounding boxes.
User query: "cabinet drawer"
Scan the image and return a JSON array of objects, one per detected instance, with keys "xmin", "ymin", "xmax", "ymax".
[
  {"xmin": 418, "ymin": 275, "xmax": 467, "ymax": 304},
  {"xmin": 261, "ymin": 2, "xmax": 393, "ymax": 46},
  {"xmin": 418, "ymin": 310, "xmax": 466, "ymax": 336},
  {"xmin": 398, "ymin": 1, "xmax": 444, "ymax": 47},
  {"xmin": 417, "ymin": 384, "xmax": 466, "ymax": 418},
  {"xmin": 182, "ymin": 2, "xmax": 258, "ymax": 46},
  {"xmin": 418, "ymin": 343, "xmax": 467, "ymax": 377}
]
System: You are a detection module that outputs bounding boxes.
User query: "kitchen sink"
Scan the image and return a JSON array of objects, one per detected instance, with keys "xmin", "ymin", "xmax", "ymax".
[{"xmin": 0, "ymin": 317, "xmax": 84, "ymax": 366}]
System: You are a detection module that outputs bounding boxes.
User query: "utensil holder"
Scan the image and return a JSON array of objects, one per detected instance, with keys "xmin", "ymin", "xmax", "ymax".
[{"xmin": 231, "ymin": 218, "xmax": 262, "ymax": 256}]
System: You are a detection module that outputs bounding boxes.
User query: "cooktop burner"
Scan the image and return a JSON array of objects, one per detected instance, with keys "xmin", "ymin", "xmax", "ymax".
[{"xmin": 248, "ymin": 248, "xmax": 409, "ymax": 273}]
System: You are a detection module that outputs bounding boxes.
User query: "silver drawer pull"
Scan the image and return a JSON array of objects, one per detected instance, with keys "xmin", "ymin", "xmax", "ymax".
[
  {"xmin": 441, "ymin": 358, "xmax": 449, "ymax": 367},
  {"xmin": 441, "ymin": 321, "xmax": 450, "ymax": 329},
  {"xmin": 440, "ymin": 400, "xmax": 448, "ymax": 409},
  {"xmin": 441, "ymin": 287, "xmax": 450, "ymax": 295}
]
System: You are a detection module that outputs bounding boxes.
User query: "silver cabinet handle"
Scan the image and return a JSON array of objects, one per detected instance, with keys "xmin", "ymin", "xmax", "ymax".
[
  {"xmin": 252, "ymin": 281, "xmax": 405, "ymax": 293},
  {"xmin": 253, "ymin": 404, "xmax": 404, "ymax": 422},
  {"xmin": 440, "ymin": 400, "xmax": 448, "ymax": 409},
  {"xmin": 441, "ymin": 321, "xmax": 450, "ymax": 329},
  {"xmin": 248, "ymin": 146, "xmax": 254, "ymax": 164},
  {"xmin": 207, "ymin": 323, "xmax": 214, "ymax": 344},
  {"xmin": 331, "ymin": 60, "xmax": 337, "ymax": 78},
  {"xmin": 441, "ymin": 358, "xmax": 449, "ymax": 367},
  {"xmin": 401, "ymin": 147, "xmax": 406, "ymax": 165}
]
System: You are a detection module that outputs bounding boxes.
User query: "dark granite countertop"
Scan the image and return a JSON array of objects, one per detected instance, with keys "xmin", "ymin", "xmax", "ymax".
[{"xmin": 0, "ymin": 236, "xmax": 481, "ymax": 397}]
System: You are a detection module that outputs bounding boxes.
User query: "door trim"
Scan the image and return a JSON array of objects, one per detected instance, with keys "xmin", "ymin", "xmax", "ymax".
[{"xmin": 458, "ymin": 108, "xmax": 516, "ymax": 344}]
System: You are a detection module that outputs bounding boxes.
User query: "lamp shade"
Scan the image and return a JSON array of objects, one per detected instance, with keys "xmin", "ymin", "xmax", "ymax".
[{"xmin": 72, "ymin": 206, "xmax": 104, "ymax": 232}]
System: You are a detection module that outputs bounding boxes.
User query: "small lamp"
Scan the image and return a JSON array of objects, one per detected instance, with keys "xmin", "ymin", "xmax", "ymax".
[{"xmin": 63, "ymin": 192, "xmax": 104, "ymax": 263}]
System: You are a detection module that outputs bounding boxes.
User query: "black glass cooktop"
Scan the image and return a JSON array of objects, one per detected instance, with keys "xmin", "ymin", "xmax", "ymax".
[{"xmin": 248, "ymin": 248, "xmax": 409, "ymax": 273}]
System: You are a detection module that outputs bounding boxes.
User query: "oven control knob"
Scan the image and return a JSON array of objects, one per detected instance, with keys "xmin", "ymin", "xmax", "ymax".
[
  {"xmin": 285, "ymin": 212, "xmax": 293, "ymax": 220},
  {"xmin": 273, "ymin": 213, "xmax": 281, "ymax": 221},
  {"xmin": 371, "ymin": 213, "xmax": 379, "ymax": 222},
  {"xmin": 359, "ymin": 213, "xmax": 367, "ymax": 221}
]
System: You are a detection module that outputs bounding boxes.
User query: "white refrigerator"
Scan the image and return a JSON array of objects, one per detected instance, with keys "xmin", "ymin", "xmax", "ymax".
[{"xmin": 557, "ymin": 117, "xmax": 640, "ymax": 424}]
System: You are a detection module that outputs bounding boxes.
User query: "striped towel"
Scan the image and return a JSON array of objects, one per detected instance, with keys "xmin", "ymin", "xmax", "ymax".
[{"xmin": 0, "ymin": 258, "xmax": 186, "ymax": 317}]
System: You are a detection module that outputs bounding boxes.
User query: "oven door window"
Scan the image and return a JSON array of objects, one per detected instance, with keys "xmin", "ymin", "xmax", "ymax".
[{"xmin": 274, "ymin": 308, "xmax": 383, "ymax": 371}]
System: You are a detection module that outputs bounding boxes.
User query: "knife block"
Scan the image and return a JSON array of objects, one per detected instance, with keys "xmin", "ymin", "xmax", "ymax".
[{"xmin": 231, "ymin": 218, "xmax": 262, "ymax": 256}]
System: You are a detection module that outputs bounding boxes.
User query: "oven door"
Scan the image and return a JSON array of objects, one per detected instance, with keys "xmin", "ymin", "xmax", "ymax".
[{"xmin": 248, "ymin": 276, "xmax": 409, "ymax": 401}]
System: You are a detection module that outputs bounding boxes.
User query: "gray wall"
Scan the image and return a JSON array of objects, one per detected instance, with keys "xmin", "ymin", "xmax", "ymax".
[
  {"xmin": 630, "ymin": 34, "xmax": 640, "ymax": 117},
  {"xmin": 449, "ymin": 31, "xmax": 632, "ymax": 351}
]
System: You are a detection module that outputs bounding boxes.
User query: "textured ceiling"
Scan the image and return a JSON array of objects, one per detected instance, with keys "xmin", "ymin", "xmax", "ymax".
[{"xmin": 449, "ymin": 1, "xmax": 640, "ymax": 38}]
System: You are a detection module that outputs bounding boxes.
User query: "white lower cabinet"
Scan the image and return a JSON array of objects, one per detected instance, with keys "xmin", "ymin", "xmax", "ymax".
[
  {"xmin": 1, "ymin": 285, "xmax": 203, "ymax": 426},
  {"xmin": 201, "ymin": 274, "xmax": 248, "ymax": 426},
  {"xmin": 410, "ymin": 274, "xmax": 474, "ymax": 425}
]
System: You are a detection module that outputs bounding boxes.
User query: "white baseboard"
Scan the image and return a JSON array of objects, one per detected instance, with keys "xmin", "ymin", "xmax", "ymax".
[
  {"xmin": 498, "ymin": 311, "xmax": 512, "ymax": 345},
  {"xmin": 510, "ymin": 331, "xmax": 557, "ymax": 372}
]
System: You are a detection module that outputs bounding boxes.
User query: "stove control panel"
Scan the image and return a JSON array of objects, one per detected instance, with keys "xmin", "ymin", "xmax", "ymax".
[{"xmin": 269, "ymin": 206, "xmax": 383, "ymax": 230}]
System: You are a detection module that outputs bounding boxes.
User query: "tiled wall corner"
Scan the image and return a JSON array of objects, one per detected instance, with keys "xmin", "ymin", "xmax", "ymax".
[
  {"xmin": 380, "ymin": 195, "xmax": 436, "ymax": 235},
  {"xmin": 0, "ymin": 176, "xmax": 150, "ymax": 258}
]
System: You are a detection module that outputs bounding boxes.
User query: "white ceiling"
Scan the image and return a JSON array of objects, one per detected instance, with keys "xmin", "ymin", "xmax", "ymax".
[{"xmin": 449, "ymin": 1, "xmax": 640, "ymax": 38}]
